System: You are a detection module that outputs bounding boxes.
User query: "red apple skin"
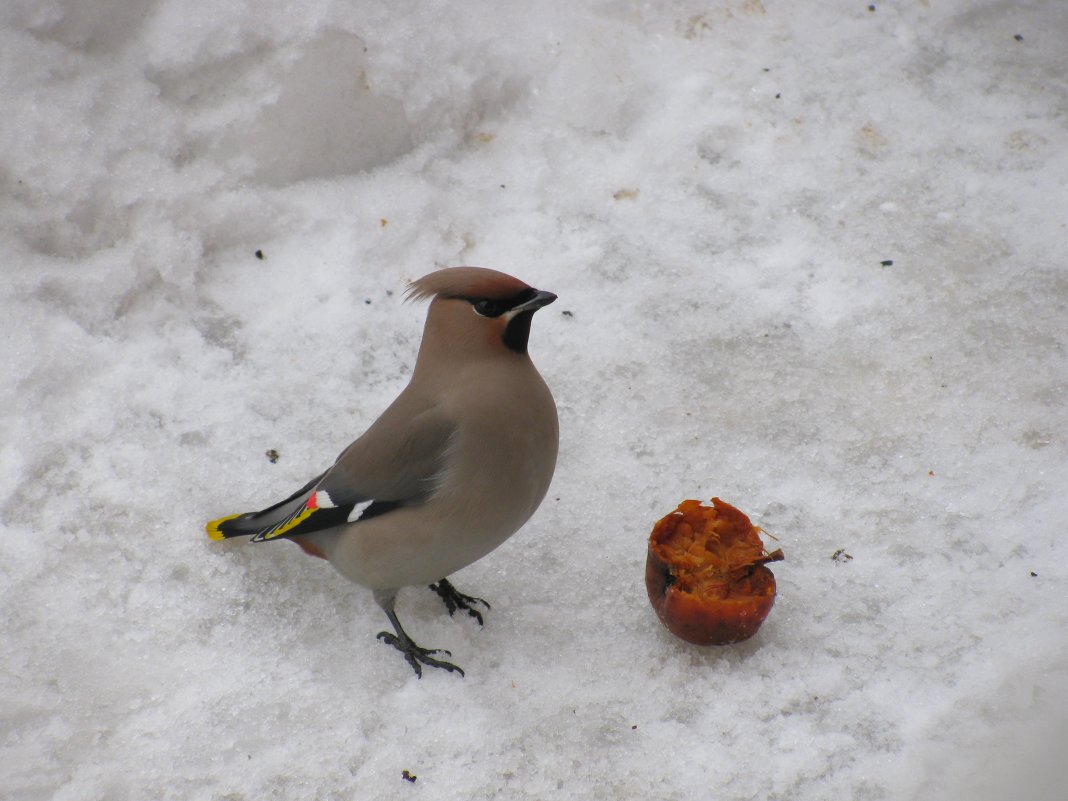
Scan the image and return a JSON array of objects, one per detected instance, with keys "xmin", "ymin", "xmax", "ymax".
[{"xmin": 645, "ymin": 547, "xmax": 776, "ymax": 646}]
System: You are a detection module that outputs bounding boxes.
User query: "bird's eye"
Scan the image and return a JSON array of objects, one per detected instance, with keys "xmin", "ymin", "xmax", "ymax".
[{"xmin": 472, "ymin": 299, "xmax": 504, "ymax": 318}]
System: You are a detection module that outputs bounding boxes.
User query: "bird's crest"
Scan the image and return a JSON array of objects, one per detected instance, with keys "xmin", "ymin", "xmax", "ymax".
[{"xmin": 406, "ymin": 267, "xmax": 531, "ymax": 303}]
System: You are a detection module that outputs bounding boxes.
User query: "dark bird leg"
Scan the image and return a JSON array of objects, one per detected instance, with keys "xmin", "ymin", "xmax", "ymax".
[
  {"xmin": 429, "ymin": 578, "xmax": 491, "ymax": 626},
  {"xmin": 373, "ymin": 589, "xmax": 464, "ymax": 678}
]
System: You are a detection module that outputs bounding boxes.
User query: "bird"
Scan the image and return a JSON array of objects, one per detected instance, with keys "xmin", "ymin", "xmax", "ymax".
[{"xmin": 205, "ymin": 267, "xmax": 559, "ymax": 677}]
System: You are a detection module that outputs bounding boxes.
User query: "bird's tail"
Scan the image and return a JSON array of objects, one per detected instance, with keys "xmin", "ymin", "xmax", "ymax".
[
  {"xmin": 205, "ymin": 472, "xmax": 325, "ymax": 541},
  {"xmin": 205, "ymin": 512, "xmax": 263, "ymax": 540},
  {"xmin": 206, "ymin": 511, "xmax": 328, "ymax": 559}
]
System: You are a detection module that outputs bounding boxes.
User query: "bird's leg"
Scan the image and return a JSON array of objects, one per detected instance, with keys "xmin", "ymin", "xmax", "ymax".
[
  {"xmin": 429, "ymin": 577, "xmax": 492, "ymax": 626},
  {"xmin": 373, "ymin": 589, "xmax": 464, "ymax": 678}
]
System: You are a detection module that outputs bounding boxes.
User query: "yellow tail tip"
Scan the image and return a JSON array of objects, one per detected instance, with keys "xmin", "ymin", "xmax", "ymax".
[{"xmin": 206, "ymin": 513, "xmax": 241, "ymax": 541}]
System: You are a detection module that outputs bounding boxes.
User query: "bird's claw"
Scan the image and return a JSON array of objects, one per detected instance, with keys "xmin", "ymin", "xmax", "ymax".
[
  {"xmin": 376, "ymin": 630, "xmax": 465, "ymax": 678},
  {"xmin": 429, "ymin": 578, "xmax": 491, "ymax": 626}
]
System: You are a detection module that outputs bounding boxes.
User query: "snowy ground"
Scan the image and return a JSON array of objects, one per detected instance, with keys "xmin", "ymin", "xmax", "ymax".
[{"xmin": 2, "ymin": 1, "xmax": 1067, "ymax": 799}]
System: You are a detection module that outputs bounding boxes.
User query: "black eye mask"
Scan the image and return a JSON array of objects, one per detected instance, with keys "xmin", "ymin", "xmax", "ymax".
[{"xmin": 468, "ymin": 288, "xmax": 538, "ymax": 318}]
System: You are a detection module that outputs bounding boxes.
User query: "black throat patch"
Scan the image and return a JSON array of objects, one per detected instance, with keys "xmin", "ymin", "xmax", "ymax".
[{"xmin": 502, "ymin": 310, "xmax": 535, "ymax": 353}]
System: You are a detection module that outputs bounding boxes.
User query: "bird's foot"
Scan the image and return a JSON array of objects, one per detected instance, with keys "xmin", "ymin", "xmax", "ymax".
[
  {"xmin": 429, "ymin": 578, "xmax": 491, "ymax": 626},
  {"xmin": 376, "ymin": 630, "xmax": 465, "ymax": 678}
]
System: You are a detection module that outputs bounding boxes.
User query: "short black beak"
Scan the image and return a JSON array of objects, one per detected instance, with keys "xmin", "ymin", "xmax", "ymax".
[{"xmin": 514, "ymin": 289, "xmax": 557, "ymax": 313}]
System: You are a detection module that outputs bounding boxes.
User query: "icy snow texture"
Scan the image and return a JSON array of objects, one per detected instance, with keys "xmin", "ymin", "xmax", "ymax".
[{"xmin": 2, "ymin": 1, "xmax": 1067, "ymax": 799}]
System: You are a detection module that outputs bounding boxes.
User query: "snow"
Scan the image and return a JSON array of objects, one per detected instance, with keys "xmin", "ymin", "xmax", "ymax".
[{"xmin": 2, "ymin": 0, "xmax": 1066, "ymax": 798}]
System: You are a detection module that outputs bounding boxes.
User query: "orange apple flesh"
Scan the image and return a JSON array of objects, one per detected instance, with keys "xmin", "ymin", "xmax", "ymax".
[{"xmin": 646, "ymin": 498, "xmax": 782, "ymax": 645}]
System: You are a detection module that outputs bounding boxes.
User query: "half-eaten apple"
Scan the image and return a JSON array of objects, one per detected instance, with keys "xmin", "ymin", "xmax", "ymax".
[{"xmin": 646, "ymin": 497, "xmax": 783, "ymax": 645}]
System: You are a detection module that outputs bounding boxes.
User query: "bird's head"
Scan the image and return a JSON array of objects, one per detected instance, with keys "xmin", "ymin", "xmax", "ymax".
[{"xmin": 407, "ymin": 267, "xmax": 557, "ymax": 358}]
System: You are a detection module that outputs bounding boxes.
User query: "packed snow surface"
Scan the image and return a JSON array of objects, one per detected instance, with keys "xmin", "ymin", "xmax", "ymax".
[{"xmin": 2, "ymin": 1, "xmax": 1066, "ymax": 799}]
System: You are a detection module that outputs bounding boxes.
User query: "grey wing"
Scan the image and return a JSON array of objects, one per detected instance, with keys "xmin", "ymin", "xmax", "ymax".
[
  {"xmin": 326, "ymin": 398, "xmax": 456, "ymax": 499},
  {"xmin": 251, "ymin": 402, "xmax": 457, "ymax": 541}
]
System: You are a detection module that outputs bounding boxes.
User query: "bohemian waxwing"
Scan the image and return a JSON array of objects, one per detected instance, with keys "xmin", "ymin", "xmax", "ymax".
[{"xmin": 206, "ymin": 267, "xmax": 559, "ymax": 677}]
